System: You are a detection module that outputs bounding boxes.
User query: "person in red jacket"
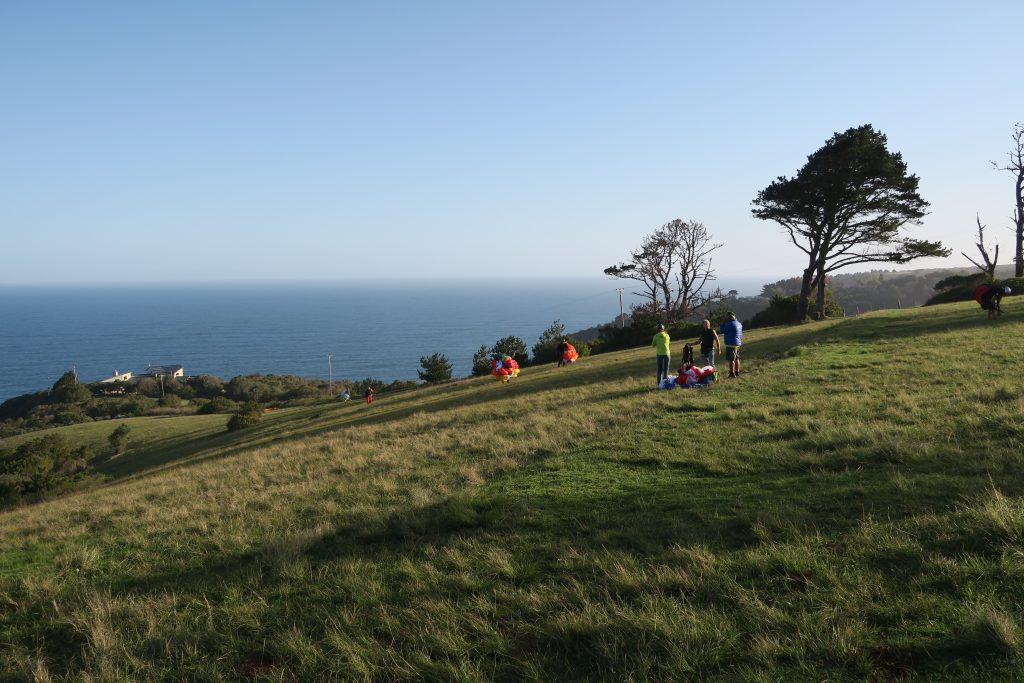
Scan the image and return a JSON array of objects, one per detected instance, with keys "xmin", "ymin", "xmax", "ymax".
[{"xmin": 364, "ymin": 385, "xmax": 374, "ymax": 404}]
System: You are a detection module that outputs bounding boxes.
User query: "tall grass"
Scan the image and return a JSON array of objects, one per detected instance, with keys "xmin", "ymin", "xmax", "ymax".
[{"xmin": 2, "ymin": 299, "xmax": 1024, "ymax": 679}]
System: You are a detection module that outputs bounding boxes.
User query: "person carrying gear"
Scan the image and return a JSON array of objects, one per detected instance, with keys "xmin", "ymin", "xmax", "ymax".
[{"xmin": 975, "ymin": 283, "xmax": 1011, "ymax": 320}]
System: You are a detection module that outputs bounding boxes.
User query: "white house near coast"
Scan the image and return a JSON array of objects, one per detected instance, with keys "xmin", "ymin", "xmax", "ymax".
[
  {"xmin": 98, "ymin": 370, "xmax": 134, "ymax": 384},
  {"xmin": 95, "ymin": 365, "xmax": 185, "ymax": 384}
]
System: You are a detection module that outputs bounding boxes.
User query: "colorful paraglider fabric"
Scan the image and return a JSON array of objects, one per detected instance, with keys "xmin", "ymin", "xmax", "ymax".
[
  {"xmin": 975, "ymin": 284, "xmax": 990, "ymax": 306},
  {"xmin": 563, "ymin": 342, "xmax": 579, "ymax": 363},
  {"xmin": 665, "ymin": 365, "xmax": 716, "ymax": 388},
  {"xmin": 491, "ymin": 355, "xmax": 521, "ymax": 382}
]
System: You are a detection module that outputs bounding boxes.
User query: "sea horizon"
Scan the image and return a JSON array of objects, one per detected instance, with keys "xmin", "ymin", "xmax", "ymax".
[{"xmin": 0, "ymin": 275, "xmax": 778, "ymax": 401}]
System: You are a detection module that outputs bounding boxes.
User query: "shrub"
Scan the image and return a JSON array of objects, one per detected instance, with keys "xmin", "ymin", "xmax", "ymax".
[
  {"xmin": 748, "ymin": 290, "xmax": 843, "ymax": 328},
  {"xmin": 532, "ymin": 320, "xmax": 567, "ymax": 364},
  {"xmin": 418, "ymin": 353, "xmax": 453, "ymax": 383},
  {"xmin": 934, "ymin": 272, "xmax": 986, "ymax": 292},
  {"xmin": 925, "ymin": 277, "xmax": 1024, "ymax": 306},
  {"xmin": 50, "ymin": 405, "xmax": 91, "ymax": 426},
  {"xmin": 135, "ymin": 377, "xmax": 163, "ymax": 398},
  {"xmin": 594, "ymin": 316, "xmax": 701, "ymax": 355},
  {"xmin": 108, "ymin": 424, "xmax": 131, "ymax": 455},
  {"xmin": 187, "ymin": 374, "xmax": 226, "ymax": 398},
  {"xmin": 0, "ymin": 434, "xmax": 91, "ymax": 502},
  {"xmin": 491, "ymin": 336, "xmax": 529, "ymax": 366},
  {"xmin": 227, "ymin": 401, "xmax": 262, "ymax": 432},
  {"xmin": 0, "ymin": 391, "xmax": 47, "ymax": 421},
  {"xmin": 161, "ymin": 378, "xmax": 195, "ymax": 399},
  {"xmin": 197, "ymin": 397, "xmax": 238, "ymax": 415},
  {"xmin": 49, "ymin": 372, "xmax": 92, "ymax": 404},
  {"xmin": 159, "ymin": 394, "xmax": 183, "ymax": 408},
  {"xmin": 125, "ymin": 398, "xmax": 156, "ymax": 416},
  {"xmin": 471, "ymin": 345, "xmax": 491, "ymax": 377}
]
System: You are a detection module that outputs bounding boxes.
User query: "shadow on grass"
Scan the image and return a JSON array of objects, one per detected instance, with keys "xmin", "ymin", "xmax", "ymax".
[{"xmin": 102, "ymin": 453, "xmax": 1013, "ymax": 680}]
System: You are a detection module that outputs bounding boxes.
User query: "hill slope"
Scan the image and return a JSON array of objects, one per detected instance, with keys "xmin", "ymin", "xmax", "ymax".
[{"xmin": 2, "ymin": 301, "xmax": 1024, "ymax": 680}]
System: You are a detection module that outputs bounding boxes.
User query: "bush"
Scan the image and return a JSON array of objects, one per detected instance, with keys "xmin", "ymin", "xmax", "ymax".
[
  {"xmin": 594, "ymin": 315, "xmax": 701, "ymax": 355},
  {"xmin": 934, "ymin": 272, "xmax": 987, "ymax": 292},
  {"xmin": 0, "ymin": 391, "xmax": 47, "ymax": 421},
  {"xmin": 125, "ymin": 398, "xmax": 156, "ymax": 416},
  {"xmin": 161, "ymin": 378, "xmax": 195, "ymax": 399},
  {"xmin": 0, "ymin": 434, "xmax": 92, "ymax": 504},
  {"xmin": 925, "ymin": 277, "xmax": 1024, "ymax": 306},
  {"xmin": 197, "ymin": 397, "xmax": 238, "ymax": 415},
  {"xmin": 108, "ymin": 424, "xmax": 131, "ymax": 455},
  {"xmin": 471, "ymin": 345, "xmax": 491, "ymax": 377},
  {"xmin": 418, "ymin": 353, "xmax": 453, "ymax": 383},
  {"xmin": 187, "ymin": 374, "xmax": 226, "ymax": 398},
  {"xmin": 159, "ymin": 394, "xmax": 183, "ymax": 408},
  {"xmin": 491, "ymin": 336, "xmax": 529, "ymax": 366},
  {"xmin": 748, "ymin": 290, "xmax": 843, "ymax": 328},
  {"xmin": 51, "ymin": 405, "xmax": 91, "ymax": 426},
  {"xmin": 532, "ymin": 320, "xmax": 567, "ymax": 365},
  {"xmin": 227, "ymin": 401, "xmax": 262, "ymax": 432}
]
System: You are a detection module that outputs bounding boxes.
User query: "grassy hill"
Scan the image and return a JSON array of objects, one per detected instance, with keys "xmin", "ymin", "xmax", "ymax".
[{"xmin": 2, "ymin": 300, "xmax": 1024, "ymax": 680}]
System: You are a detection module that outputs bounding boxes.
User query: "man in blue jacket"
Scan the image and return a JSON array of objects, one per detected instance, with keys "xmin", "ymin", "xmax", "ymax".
[{"xmin": 719, "ymin": 312, "xmax": 743, "ymax": 378}]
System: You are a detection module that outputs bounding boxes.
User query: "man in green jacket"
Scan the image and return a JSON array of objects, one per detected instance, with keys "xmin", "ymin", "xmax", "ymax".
[{"xmin": 652, "ymin": 324, "xmax": 671, "ymax": 386}]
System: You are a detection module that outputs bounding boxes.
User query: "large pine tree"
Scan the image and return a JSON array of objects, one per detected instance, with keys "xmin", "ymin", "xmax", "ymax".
[{"xmin": 752, "ymin": 124, "xmax": 949, "ymax": 320}]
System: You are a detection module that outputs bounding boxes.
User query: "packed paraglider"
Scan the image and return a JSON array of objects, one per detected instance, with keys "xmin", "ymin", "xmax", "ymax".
[
  {"xmin": 491, "ymin": 355, "xmax": 521, "ymax": 382},
  {"xmin": 659, "ymin": 363, "xmax": 717, "ymax": 389}
]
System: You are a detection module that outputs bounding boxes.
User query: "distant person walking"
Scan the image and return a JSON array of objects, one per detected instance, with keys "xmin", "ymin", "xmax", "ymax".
[
  {"xmin": 693, "ymin": 319, "xmax": 722, "ymax": 368},
  {"xmin": 652, "ymin": 324, "xmax": 671, "ymax": 386},
  {"xmin": 364, "ymin": 385, "xmax": 374, "ymax": 405},
  {"xmin": 719, "ymin": 313, "xmax": 743, "ymax": 378},
  {"xmin": 557, "ymin": 338, "xmax": 570, "ymax": 367}
]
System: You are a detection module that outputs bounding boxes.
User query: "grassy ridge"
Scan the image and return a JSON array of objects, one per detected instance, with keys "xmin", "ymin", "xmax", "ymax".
[{"xmin": 2, "ymin": 300, "xmax": 1024, "ymax": 680}]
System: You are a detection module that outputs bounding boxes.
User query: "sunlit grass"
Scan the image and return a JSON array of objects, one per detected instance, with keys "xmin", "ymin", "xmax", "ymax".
[{"xmin": 2, "ymin": 298, "xmax": 1024, "ymax": 679}]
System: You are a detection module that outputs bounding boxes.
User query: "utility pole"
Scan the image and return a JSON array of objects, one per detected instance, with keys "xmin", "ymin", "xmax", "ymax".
[
  {"xmin": 615, "ymin": 288, "xmax": 625, "ymax": 328},
  {"xmin": 328, "ymin": 354, "xmax": 333, "ymax": 394}
]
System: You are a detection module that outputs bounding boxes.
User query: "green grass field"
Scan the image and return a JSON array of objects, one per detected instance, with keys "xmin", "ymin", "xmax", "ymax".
[{"xmin": 2, "ymin": 299, "xmax": 1024, "ymax": 680}]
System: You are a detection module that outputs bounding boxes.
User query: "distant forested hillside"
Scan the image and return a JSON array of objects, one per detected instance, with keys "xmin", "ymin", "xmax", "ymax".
[
  {"xmin": 761, "ymin": 265, "xmax": 1014, "ymax": 315},
  {"xmin": 575, "ymin": 265, "xmax": 1008, "ymax": 337}
]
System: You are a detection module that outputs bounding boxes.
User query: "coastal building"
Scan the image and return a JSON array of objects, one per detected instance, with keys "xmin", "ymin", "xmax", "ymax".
[
  {"xmin": 145, "ymin": 364, "xmax": 184, "ymax": 378},
  {"xmin": 94, "ymin": 365, "xmax": 185, "ymax": 385},
  {"xmin": 98, "ymin": 370, "xmax": 134, "ymax": 384}
]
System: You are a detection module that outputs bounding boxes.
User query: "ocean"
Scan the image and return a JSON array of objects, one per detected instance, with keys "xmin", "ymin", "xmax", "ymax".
[{"xmin": 0, "ymin": 276, "xmax": 770, "ymax": 402}]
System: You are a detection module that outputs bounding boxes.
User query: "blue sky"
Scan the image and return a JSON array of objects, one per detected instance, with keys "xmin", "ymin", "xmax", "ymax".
[{"xmin": 1, "ymin": 1, "xmax": 1022, "ymax": 286}]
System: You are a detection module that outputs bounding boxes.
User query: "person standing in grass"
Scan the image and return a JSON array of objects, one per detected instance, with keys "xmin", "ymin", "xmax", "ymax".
[
  {"xmin": 364, "ymin": 385, "xmax": 374, "ymax": 405},
  {"xmin": 693, "ymin": 319, "xmax": 722, "ymax": 368},
  {"xmin": 719, "ymin": 312, "xmax": 743, "ymax": 378},
  {"xmin": 652, "ymin": 323, "xmax": 671, "ymax": 386},
  {"xmin": 557, "ymin": 338, "xmax": 570, "ymax": 367}
]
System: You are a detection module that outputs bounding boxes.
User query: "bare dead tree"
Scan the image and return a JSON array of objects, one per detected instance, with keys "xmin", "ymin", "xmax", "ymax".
[
  {"xmin": 604, "ymin": 219, "xmax": 722, "ymax": 322},
  {"xmin": 962, "ymin": 214, "xmax": 999, "ymax": 279},
  {"xmin": 665, "ymin": 220, "xmax": 723, "ymax": 316},
  {"xmin": 604, "ymin": 233, "xmax": 665, "ymax": 315},
  {"xmin": 991, "ymin": 123, "xmax": 1024, "ymax": 276}
]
